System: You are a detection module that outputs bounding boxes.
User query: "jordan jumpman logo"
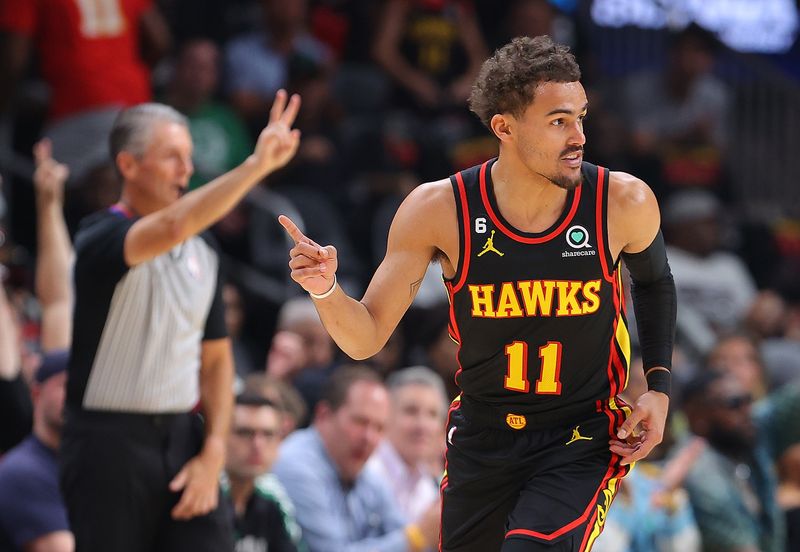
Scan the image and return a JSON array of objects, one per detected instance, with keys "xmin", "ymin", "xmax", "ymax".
[
  {"xmin": 565, "ymin": 426, "xmax": 593, "ymax": 446},
  {"xmin": 478, "ymin": 230, "xmax": 504, "ymax": 257}
]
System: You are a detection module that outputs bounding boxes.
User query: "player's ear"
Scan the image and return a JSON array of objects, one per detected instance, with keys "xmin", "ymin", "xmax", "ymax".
[{"xmin": 490, "ymin": 114, "xmax": 513, "ymax": 143}]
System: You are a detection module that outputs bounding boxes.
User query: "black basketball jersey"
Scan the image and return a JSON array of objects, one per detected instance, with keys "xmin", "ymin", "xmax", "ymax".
[{"xmin": 444, "ymin": 158, "xmax": 631, "ymax": 429}]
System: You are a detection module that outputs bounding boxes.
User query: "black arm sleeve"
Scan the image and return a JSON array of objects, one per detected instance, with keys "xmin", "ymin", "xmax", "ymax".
[{"xmin": 621, "ymin": 231, "xmax": 677, "ymax": 395}]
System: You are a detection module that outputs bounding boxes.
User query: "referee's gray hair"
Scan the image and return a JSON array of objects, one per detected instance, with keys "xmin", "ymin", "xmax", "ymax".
[
  {"xmin": 110, "ymin": 103, "xmax": 189, "ymax": 161},
  {"xmin": 386, "ymin": 366, "xmax": 449, "ymax": 411}
]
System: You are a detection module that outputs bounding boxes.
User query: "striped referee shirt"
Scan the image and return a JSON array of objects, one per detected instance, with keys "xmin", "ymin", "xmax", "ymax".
[{"xmin": 68, "ymin": 206, "xmax": 227, "ymax": 413}]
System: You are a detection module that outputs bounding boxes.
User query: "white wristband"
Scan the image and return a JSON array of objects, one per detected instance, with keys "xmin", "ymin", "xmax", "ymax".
[{"xmin": 308, "ymin": 275, "xmax": 338, "ymax": 300}]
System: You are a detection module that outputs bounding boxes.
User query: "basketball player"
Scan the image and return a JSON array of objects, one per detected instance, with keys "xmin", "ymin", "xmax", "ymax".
[{"xmin": 280, "ymin": 36, "xmax": 675, "ymax": 551}]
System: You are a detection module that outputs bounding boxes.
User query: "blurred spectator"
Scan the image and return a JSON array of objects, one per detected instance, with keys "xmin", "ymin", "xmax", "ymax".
[
  {"xmin": 622, "ymin": 24, "xmax": 730, "ymax": 197},
  {"xmin": 0, "ymin": 280, "xmax": 31, "ymax": 453},
  {"xmin": 595, "ymin": 463, "xmax": 701, "ymax": 552},
  {"xmin": 0, "ymin": 0, "xmax": 170, "ymax": 184},
  {"xmin": 265, "ymin": 330, "xmax": 307, "ymax": 382},
  {"xmin": 243, "ymin": 373, "xmax": 308, "ymax": 436},
  {"xmin": 1, "ymin": 138, "xmax": 72, "ymax": 454},
  {"xmin": 777, "ymin": 443, "xmax": 800, "ymax": 552},
  {"xmin": 747, "ymin": 290, "xmax": 800, "ymax": 389},
  {"xmin": 309, "ymin": 0, "xmax": 381, "ymax": 64},
  {"xmin": 0, "ymin": 351, "xmax": 73, "ymax": 552},
  {"xmin": 707, "ymin": 331, "xmax": 769, "ymax": 401},
  {"xmin": 601, "ymin": 356, "xmax": 701, "ymax": 552},
  {"xmin": 273, "ymin": 366, "xmax": 440, "ymax": 552},
  {"xmin": 663, "ymin": 189, "xmax": 757, "ymax": 339},
  {"xmin": 223, "ymin": 393, "xmax": 303, "ymax": 552},
  {"xmin": 274, "ymin": 297, "xmax": 338, "ymax": 412},
  {"xmin": 223, "ymin": 282, "xmax": 259, "ymax": 378},
  {"xmin": 372, "ymin": 0, "xmax": 487, "ymax": 113},
  {"xmin": 369, "ymin": 326, "xmax": 407, "ymax": 379},
  {"xmin": 405, "ymin": 303, "xmax": 460, "ymax": 400},
  {"xmin": 165, "ymin": 39, "xmax": 253, "ymax": 191},
  {"xmin": 225, "ymin": 0, "xmax": 332, "ymax": 132},
  {"xmin": 0, "ymin": 141, "xmax": 75, "ymax": 550},
  {"xmin": 683, "ymin": 371, "xmax": 800, "ymax": 552},
  {"xmin": 492, "ymin": 0, "xmax": 575, "ymax": 50},
  {"xmin": 372, "ymin": 0, "xmax": 490, "ymax": 177},
  {"xmin": 368, "ymin": 366, "xmax": 447, "ymax": 521}
]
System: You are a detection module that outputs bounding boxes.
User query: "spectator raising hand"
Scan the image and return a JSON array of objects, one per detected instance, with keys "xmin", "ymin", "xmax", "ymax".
[{"xmin": 33, "ymin": 139, "xmax": 72, "ymax": 353}]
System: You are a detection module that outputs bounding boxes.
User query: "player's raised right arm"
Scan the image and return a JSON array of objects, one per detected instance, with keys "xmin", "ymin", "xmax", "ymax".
[{"xmin": 280, "ymin": 181, "xmax": 452, "ymax": 360}]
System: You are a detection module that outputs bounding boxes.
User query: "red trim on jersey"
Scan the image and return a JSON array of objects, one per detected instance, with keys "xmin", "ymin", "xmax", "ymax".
[
  {"xmin": 451, "ymin": 171, "xmax": 472, "ymax": 294},
  {"xmin": 439, "ymin": 398, "xmax": 463, "ymax": 552},
  {"xmin": 595, "ymin": 167, "xmax": 615, "ymax": 283},
  {"xmin": 611, "ymin": 272, "xmax": 628, "ymax": 403},
  {"xmin": 480, "ymin": 161, "xmax": 582, "ymax": 244},
  {"xmin": 446, "ymin": 283, "xmax": 465, "ymax": 394},
  {"xmin": 505, "ymin": 461, "xmax": 618, "ymax": 541},
  {"xmin": 618, "ymin": 270, "xmax": 628, "ymax": 316},
  {"xmin": 445, "ymin": 282, "xmax": 462, "ymax": 344},
  {"xmin": 579, "ymin": 418, "xmax": 630, "ymax": 550}
]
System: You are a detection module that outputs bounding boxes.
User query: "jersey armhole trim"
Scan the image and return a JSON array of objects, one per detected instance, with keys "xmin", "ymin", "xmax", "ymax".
[
  {"xmin": 449, "ymin": 171, "xmax": 472, "ymax": 294},
  {"xmin": 594, "ymin": 166, "xmax": 615, "ymax": 283}
]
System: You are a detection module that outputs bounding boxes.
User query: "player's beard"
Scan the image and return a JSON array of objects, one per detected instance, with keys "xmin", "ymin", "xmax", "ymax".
[{"xmin": 547, "ymin": 171, "xmax": 582, "ymax": 190}]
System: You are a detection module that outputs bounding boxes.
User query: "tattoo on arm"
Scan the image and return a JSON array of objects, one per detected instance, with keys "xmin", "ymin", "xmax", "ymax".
[{"xmin": 410, "ymin": 277, "xmax": 423, "ymax": 298}]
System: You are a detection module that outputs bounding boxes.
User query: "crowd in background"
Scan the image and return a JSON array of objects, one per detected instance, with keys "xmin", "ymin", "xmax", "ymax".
[{"xmin": 0, "ymin": 0, "xmax": 799, "ymax": 551}]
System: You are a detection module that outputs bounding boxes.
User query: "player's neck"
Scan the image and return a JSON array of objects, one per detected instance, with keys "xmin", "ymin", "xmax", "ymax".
[{"xmin": 491, "ymin": 154, "xmax": 569, "ymax": 233}]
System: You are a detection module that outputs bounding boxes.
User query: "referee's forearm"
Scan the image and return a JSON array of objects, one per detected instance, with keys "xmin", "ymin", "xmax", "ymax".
[{"xmin": 198, "ymin": 341, "xmax": 234, "ymax": 459}]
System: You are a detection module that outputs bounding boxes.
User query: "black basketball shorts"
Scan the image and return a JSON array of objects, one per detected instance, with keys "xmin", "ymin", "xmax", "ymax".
[{"xmin": 440, "ymin": 397, "xmax": 632, "ymax": 551}]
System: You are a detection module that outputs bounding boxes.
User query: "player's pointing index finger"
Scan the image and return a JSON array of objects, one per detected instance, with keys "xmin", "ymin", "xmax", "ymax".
[{"xmin": 278, "ymin": 215, "xmax": 307, "ymax": 245}]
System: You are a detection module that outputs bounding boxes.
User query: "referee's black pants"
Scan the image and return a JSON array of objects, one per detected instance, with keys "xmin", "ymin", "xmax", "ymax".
[{"xmin": 60, "ymin": 408, "xmax": 234, "ymax": 552}]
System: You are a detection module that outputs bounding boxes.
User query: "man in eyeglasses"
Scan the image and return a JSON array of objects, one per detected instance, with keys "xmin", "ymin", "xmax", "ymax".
[
  {"xmin": 223, "ymin": 394, "xmax": 303, "ymax": 552},
  {"xmin": 682, "ymin": 370, "xmax": 800, "ymax": 552}
]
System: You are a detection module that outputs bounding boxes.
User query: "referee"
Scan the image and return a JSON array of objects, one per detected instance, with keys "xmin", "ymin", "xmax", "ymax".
[{"xmin": 60, "ymin": 91, "xmax": 301, "ymax": 552}]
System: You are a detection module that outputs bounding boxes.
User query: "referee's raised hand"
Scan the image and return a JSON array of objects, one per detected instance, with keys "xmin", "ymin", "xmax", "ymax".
[{"xmin": 250, "ymin": 89, "xmax": 301, "ymax": 175}]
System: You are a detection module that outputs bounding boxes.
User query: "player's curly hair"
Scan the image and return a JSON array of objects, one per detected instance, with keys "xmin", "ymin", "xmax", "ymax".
[{"xmin": 468, "ymin": 35, "xmax": 581, "ymax": 128}]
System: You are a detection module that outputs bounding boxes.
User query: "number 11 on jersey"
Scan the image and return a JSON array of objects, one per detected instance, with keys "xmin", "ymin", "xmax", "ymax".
[{"xmin": 504, "ymin": 341, "xmax": 563, "ymax": 395}]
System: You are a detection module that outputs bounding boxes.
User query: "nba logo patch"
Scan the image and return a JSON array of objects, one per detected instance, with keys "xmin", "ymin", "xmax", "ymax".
[{"xmin": 186, "ymin": 255, "xmax": 202, "ymax": 280}]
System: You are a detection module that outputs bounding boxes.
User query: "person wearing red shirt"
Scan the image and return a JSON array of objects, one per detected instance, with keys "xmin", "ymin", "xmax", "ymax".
[{"xmin": 0, "ymin": 0, "xmax": 170, "ymax": 183}]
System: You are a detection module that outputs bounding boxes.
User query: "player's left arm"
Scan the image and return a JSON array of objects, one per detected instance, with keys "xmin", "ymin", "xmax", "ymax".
[{"xmin": 606, "ymin": 172, "xmax": 676, "ymax": 466}]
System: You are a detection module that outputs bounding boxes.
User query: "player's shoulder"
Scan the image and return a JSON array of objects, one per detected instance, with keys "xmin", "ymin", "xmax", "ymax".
[
  {"xmin": 407, "ymin": 177, "xmax": 453, "ymax": 200},
  {"xmin": 397, "ymin": 177, "xmax": 455, "ymax": 219},
  {"xmin": 607, "ymin": 170, "xmax": 657, "ymax": 214}
]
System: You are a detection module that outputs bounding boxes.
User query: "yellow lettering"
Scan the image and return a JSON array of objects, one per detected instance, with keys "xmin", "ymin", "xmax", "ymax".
[
  {"xmin": 469, "ymin": 284, "xmax": 496, "ymax": 318},
  {"xmin": 495, "ymin": 282, "xmax": 523, "ymax": 318},
  {"xmin": 556, "ymin": 281, "xmax": 583, "ymax": 316},
  {"xmin": 517, "ymin": 280, "xmax": 555, "ymax": 316},
  {"xmin": 581, "ymin": 280, "xmax": 602, "ymax": 314}
]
